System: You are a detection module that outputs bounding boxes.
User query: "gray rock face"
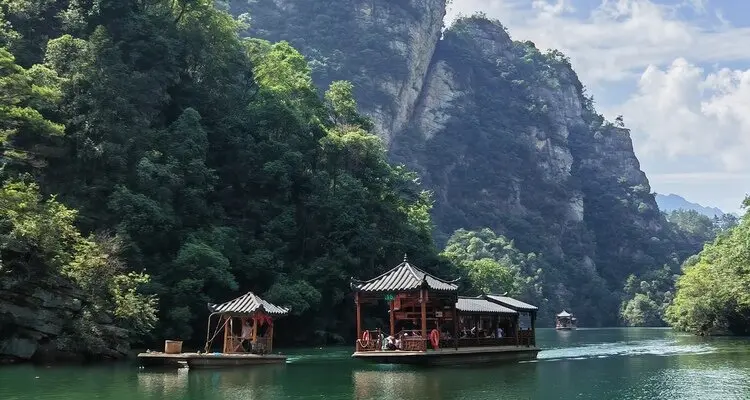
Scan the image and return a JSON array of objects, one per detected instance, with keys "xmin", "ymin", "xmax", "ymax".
[
  {"xmin": 243, "ymin": 0, "xmax": 446, "ymax": 145},
  {"xmin": 356, "ymin": 0, "xmax": 446, "ymax": 142},
  {"xmin": 231, "ymin": 1, "xmax": 667, "ymax": 323},
  {"xmin": 0, "ymin": 274, "xmax": 129, "ymax": 363}
]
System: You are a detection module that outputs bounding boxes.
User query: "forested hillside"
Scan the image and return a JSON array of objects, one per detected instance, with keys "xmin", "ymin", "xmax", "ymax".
[
  {"xmin": 667, "ymin": 199, "xmax": 750, "ymax": 335},
  {"xmin": 236, "ymin": 1, "xmax": 723, "ymax": 327},
  {"xmin": 0, "ymin": 0, "xmax": 447, "ymax": 361},
  {"xmin": 0, "ymin": 0, "xmax": 736, "ymax": 362}
]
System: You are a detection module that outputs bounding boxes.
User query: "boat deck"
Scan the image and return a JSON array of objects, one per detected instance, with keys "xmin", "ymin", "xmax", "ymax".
[
  {"xmin": 352, "ymin": 345, "xmax": 540, "ymax": 366},
  {"xmin": 137, "ymin": 352, "xmax": 287, "ymax": 368}
]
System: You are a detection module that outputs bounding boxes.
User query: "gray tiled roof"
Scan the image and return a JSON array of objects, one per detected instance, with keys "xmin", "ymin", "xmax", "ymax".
[
  {"xmin": 208, "ymin": 292, "xmax": 290, "ymax": 316},
  {"xmin": 485, "ymin": 295, "xmax": 538, "ymax": 311},
  {"xmin": 351, "ymin": 260, "xmax": 459, "ymax": 292},
  {"xmin": 456, "ymin": 297, "xmax": 517, "ymax": 314}
]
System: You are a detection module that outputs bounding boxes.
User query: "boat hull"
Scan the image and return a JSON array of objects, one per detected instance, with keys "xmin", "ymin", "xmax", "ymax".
[
  {"xmin": 352, "ymin": 345, "xmax": 540, "ymax": 366},
  {"xmin": 137, "ymin": 352, "xmax": 287, "ymax": 369}
]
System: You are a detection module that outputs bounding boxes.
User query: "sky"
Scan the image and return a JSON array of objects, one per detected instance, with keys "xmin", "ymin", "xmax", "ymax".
[{"xmin": 445, "ymin": 0, "xmax": 750, "ymax": 214}]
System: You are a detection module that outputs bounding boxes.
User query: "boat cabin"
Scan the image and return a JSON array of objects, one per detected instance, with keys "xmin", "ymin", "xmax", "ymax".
[
  {"xmin": 203, "ymin": 291, "xmax": 290, "ymax": 354},
  {"xmin": 555, "ymin": 310, "xmax": 576, "ymax": 330},
  {"xmin": 351, "ymin": 255, "xmax": 460, "ymax": 352},
  {"xmin": 351, "ymin": 256, "xmax": 539, "ymax": 359},
  {"xmin": 484, "ymin": 294, "xmax": 538, "ymax": 346}
]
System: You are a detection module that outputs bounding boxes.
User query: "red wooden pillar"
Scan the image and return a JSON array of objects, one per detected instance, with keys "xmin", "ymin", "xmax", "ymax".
[
  {"xmin": 389, "ymin": 298, "xmax": 395, "ymax": 336},
  {"xmin": 453, "ymin": 302, "xmax": 459, "ymax": 350},
  {"xmin": 420, "ymin": 289, "xmax": 427, "ymax": 339},
  {"xmin": 355, "ymin": 292, "xmax": 362, "ymax": 341}
]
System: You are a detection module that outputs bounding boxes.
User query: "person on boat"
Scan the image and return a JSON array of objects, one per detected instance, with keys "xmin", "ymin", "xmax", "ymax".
[
  {"xmin": 383, "ymin": 335, "xmax": 395, "ymax": 351},
  {"xmin": 395, "ymin": 333, "xmax": 405, "ymax": 350}
]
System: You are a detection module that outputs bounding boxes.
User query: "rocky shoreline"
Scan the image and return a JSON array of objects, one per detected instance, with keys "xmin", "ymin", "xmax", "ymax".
[{"xmin": 0, "ymin": 274, "xmax": 130, "ymax": 364}]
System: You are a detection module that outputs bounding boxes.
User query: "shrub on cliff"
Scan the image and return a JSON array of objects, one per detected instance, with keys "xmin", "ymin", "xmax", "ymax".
[{"xmin": 0, "ymin": 180, "xmax": 157, "ymax": 355}]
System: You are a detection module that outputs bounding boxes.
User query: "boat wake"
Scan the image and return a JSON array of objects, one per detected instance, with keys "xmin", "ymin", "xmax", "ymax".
[{"xmin": 520, "ymin": 339, "xmax": 714, "ymax": 363}]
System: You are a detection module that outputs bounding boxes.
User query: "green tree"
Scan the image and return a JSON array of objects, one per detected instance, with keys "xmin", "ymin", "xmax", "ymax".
[
  {"xmin": 441, "ymin": 228, "xmax": 545, "ymax": 307},
  {"xmin": 0, "ymin": 47, "xmax": 63, "ymax": 175},
  {"xmin": 666, "ymin": 198, "xmax": 750, "ymax": 335},
  {"xmin": 0, "ymin": 181, "xmax": 156, "ymax": 354}
]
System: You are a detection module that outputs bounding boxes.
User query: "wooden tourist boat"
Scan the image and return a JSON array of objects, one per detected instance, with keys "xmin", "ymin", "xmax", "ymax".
[
  {"xmin": 351, "ymin": 255, "xmax": 540, "ymax": 366},
  {"xmin": 138, "ymin": 292, "xmax": 290, "ymax": 368},
  {"xmin": 555, "ymin": 310, "xmax": 577, "ymax": 330}
]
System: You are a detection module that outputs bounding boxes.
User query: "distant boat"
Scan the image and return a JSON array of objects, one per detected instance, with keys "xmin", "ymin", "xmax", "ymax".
[{"xmin": 555, "ymin": 310, "xmax": 577, "ymax": 330}]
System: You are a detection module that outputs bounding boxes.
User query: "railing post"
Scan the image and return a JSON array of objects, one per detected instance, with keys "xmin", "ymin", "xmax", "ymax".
[{"xmin": 355, "ymin": 292, "xmax": 362, "ymax": 343}]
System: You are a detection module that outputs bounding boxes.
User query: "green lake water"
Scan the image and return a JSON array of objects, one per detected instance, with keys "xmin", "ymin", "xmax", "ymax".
[{"xmin": 2, "ymin": 328, "xmax": 750, "ymax": 399}]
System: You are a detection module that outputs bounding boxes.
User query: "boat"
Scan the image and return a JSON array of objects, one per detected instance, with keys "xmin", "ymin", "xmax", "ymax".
[
  {"xmin": 350, "ymin": 255, "xmax": 540, "ymax": 366},
  {"xmin": 138, "ymin": 292, "xmax": 290, "ymax": 368},
  {"xmin": 555, "ymin": 310, "xmax": 577, "ymax": 330}
]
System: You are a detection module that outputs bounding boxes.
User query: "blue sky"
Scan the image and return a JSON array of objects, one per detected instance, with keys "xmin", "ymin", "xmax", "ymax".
[{"xmin": 446, "ymin": 0, "xmax": 750, "ymax": 214}]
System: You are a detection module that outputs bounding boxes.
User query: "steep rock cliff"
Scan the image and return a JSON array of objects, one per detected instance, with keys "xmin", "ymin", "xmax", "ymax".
[
  {"xmin": 234, "ymin": 3, "xmax": 675, "ymax": 324},
  {"xmin": 0, "ymin": 273, "xmax": 129, "ymax": 363},
  {"xmin": 234, "ymin": 0, "xmax": 446, "ymax": 144}
]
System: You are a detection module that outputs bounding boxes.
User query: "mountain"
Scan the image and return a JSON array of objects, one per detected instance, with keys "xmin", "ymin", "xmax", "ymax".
[
  {"xmin": 232, "ymin": 1, "xmax": 692, "ymax": 326},
  {"xmin": 655, "ymin": 194, "xmax": 725, "ymax": 218}
]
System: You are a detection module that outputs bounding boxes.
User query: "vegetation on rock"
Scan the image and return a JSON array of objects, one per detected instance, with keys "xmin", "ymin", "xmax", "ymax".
[
  {"xmin": 666, "ymin": 198, "xmax": 750, "ymax": 335},
  {"xmin": 0, "ymin": 0, "xmax": 445, "ymax": 355},
  {"xmin": 0, "ymin": 0, "xmax": 743, "ymax": 361}
]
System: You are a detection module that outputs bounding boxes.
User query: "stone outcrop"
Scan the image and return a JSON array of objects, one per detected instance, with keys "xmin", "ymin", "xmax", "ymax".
[
  {"xmin": 0, "ymin": 274, "xmax": 129, "ymax": 363},
  {"xmin": 239, "ymin": 0, "xmax": 446, "ymax": 145}
]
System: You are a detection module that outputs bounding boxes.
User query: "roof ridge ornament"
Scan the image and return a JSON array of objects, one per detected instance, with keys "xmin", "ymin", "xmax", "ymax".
[{"xmin": 403, "ymin": 253, "xmax": 408, "ymax": 263}]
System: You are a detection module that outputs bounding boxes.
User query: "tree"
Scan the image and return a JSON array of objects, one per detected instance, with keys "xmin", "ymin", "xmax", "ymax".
[
  {"xmin": 666, "ymin": 198, "xmax": 750, "ymax": 335},
  {"xmin": 0, "ymin": 180, "xmax": 156, "ymax": 352},
  {"xmin": 441, "ymin": 228, "xmax": 545, "ymax": 304},
  {"xmin": 0, "ymin": 47, "xmax": 64, "ymax": 175}
]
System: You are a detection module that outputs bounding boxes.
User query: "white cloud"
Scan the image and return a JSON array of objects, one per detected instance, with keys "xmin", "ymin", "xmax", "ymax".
[
  {"xmin": 444, "ymin": 0, "xmax": 750, "ymax": 211},
  {"xmin": 615, "ymin": 59, "xmax": 750, "ymax": 197},
  {"xmin": 445, "ymin": 0, "xmax": 750, "ymax": 86}
]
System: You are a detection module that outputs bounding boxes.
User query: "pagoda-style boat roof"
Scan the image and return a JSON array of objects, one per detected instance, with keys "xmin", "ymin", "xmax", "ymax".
[
  {"xmin": 485, "ymin": 294, "xmax": 538, "ymax": 311},
  {"xmin": 556, "ymin": 310, "xmax": 572, "ymax": 318},
  {"xmin": 456, "ymin": 296, "xmax": 517, "ymax": 315},
  {"xmin": 351, "ymin": 256, "xmax": 459, "ymax": 293},
  {"xmin": 208, "ymin": 291, "xmax": 290, "ymax": 316}
]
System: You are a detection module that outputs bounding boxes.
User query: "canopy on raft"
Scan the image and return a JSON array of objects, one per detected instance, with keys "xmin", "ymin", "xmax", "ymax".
[{"xmin": 207, "ymin": 291, "xmax": 290, "ymax": 317}]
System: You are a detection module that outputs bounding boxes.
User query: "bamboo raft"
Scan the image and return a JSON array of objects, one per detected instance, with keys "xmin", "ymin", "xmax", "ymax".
[
  {"xmin": 137, "ymin": 351, "xmax": 287, "ymax": 368},
  {"xmin": 138, "ymin": 292, "xmax": 290, "ymax": 369}
]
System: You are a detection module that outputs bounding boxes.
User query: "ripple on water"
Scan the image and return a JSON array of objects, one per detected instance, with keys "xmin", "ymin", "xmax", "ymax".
[
  {"xmin": 640, "ymin": 368, "xmax": 750, "ymax": 400},
  {"xmin": 538, "ymin": 339, "xmax": 715, "ymax": 362}
]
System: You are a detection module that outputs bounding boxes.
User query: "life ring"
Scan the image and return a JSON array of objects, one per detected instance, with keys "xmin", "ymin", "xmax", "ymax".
[
  {"xmin": 362, "ymin": 330, "xmax": 370, "ymax": 343},
  {"xmin": 429, "ymin": 329, "xmax": 440, "ymax": 350}
]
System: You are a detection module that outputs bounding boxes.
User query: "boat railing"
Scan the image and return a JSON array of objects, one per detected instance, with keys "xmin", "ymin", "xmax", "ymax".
[
  {"xmin": 355, "ymin": 329, "xmax": 430, "ymax": 352},
  {"xmin": 356, "ymin": 329, "xmax": 383, "ymax": 352},
  {"xmin": 252, "ymin": 336, "xmax": 272, "ymax": 354},
  {"xmin": 398, "ymin": 330, "xmax": 427, "ymax": 352},
  {"xmin": 456, "ymin": 337, "xmax": 517, "ymax": 347},
  {"xmin": 518, "ymin": 329, "xmax": 535, "ymax": 346}
]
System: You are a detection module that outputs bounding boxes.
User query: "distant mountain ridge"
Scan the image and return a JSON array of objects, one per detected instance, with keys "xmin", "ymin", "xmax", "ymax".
[{"xmin": 655, "ymin": 193, "xmax": 725, "ymax": 218}]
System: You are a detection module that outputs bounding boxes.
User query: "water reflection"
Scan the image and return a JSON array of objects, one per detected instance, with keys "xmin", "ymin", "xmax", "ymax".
[
  {"xmin": 136, "ymin": 366, "xmax": 286, "ymax": 400},
  {"xmin": 353, "ymin": 370, "xmax": 442, "ymax": 400},
  {"xmin": 137, "ymin": 368, "xmax": 189, "ymax": 398},
  {"xmin": 641, "ymin": 348, "xmax": 750, "ymax": 400}
]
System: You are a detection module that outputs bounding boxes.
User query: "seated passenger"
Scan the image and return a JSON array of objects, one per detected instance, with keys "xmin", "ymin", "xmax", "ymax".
[{"xmin": 384, "ymin": 335, "xmax": 396, "ymax": 350}]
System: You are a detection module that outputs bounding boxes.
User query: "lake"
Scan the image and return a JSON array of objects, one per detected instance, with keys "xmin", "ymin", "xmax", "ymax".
[{"xmin": 2, "ymin": 328, "xmax": 749, "ymax": 399}]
